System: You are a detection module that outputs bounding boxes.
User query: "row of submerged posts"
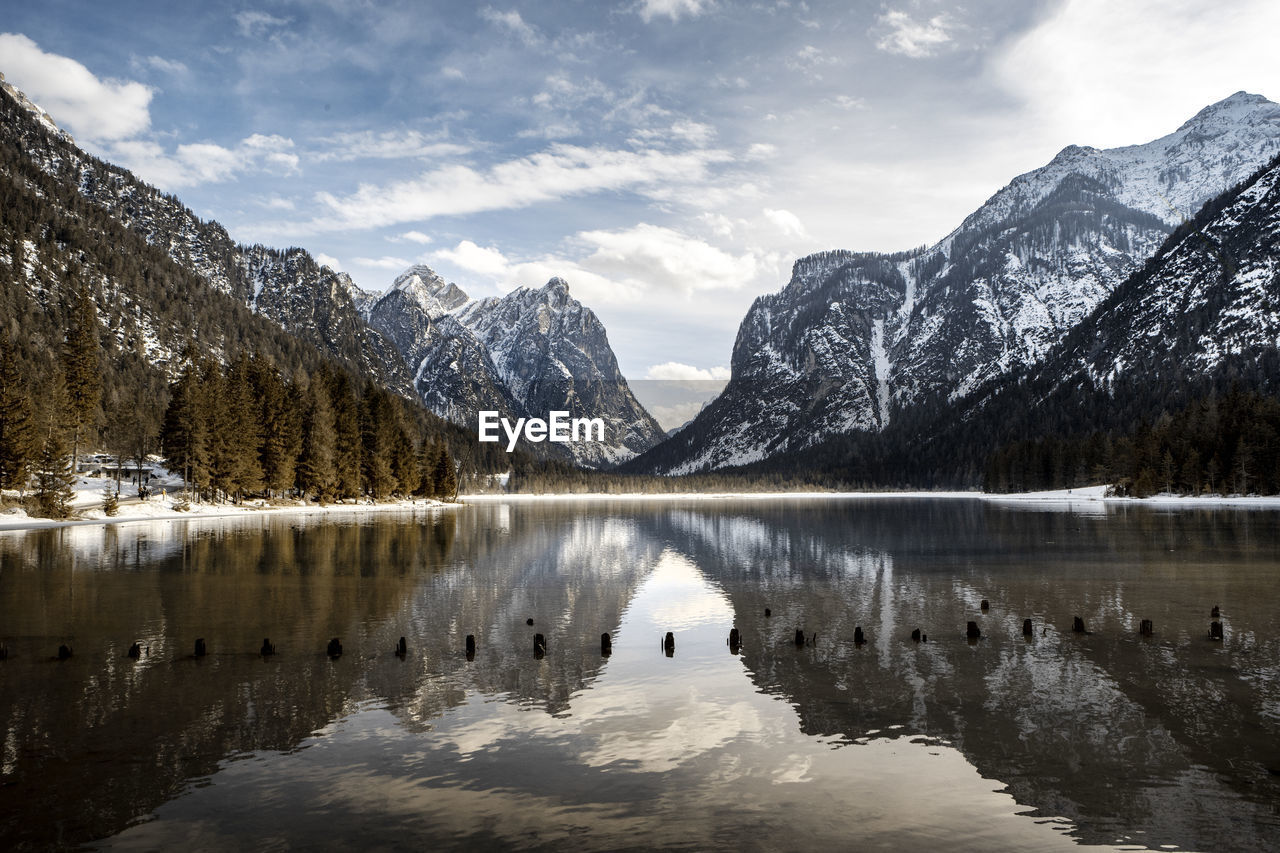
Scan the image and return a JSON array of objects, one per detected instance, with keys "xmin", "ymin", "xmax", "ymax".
[{"xmin": 11, "ymin": 603, "xmax": 1231, "ymax": 665}]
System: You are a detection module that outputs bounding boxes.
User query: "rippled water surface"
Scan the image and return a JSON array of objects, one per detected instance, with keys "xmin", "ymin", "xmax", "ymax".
[{"xmin": 2, "ymin": 498, "xmax": 1279, "ymax": 851}]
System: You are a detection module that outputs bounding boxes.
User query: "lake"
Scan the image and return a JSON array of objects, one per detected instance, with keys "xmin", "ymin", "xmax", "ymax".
[{"xmin": 1, "ymin": 497, "xmax": 1278, "ymax": 851}]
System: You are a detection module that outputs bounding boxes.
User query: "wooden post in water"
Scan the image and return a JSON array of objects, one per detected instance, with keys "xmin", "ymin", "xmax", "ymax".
[
  {"xmin": 601, "ymin": 633, "xmax": 612, "ymax": 656},
  {"xmin": 1210, "ymin": 621, "xmax": 1224, "ymax": 641},
  {"xmin": 396, "ymin": 636, "xmax": 408, "ymax": 657},
  {"xmin": 57, "ymin": 644, "xmax": 73, "ymax": 660},
  {"xmin": 854, "ymin": 626, "xmax": 866, "ymax": 645},
  {"xmin": 1139, "ymin": 620, "xmax": 1154, "ymax": 637},
  {"xmin": 664, "ymin": 631, "xmax": 675, "ymax": 655},
  {"xmin": 1072, "ymin": 616, "xmax": 1087, "ymax": 634},
  {"xmin": 194, "ymin": 638, "xmax": 207, "ymax": 658},
  {"xmin": 980, "ymin": 599, "xmax": 990, "ymax": 612},
  {"xmin": 0, "ymin": 643, "xmax": 7, "ymax": 661},
  {"xmin": 1022, "ymin": 619, "xmax": 1034, "ymax": 637},
  {"xmin": 526, "ymin": 617, "xmax": 534, "ymax": 626},
  {"xmin": 910, "ymin": 628, "xmax": 921, "ymax": 643},
  {"xmin": 327, "ymin": 637, "xmax": 343, "ymax": 658},
  {"xmin": 534, "ymin": 633, "xmax": 546, "ymax": 657},
  {"xmin": 1211, "ymin": 605, "xmax": 1221, "ymax": 619},
  {"xmin": 260, "ymin": 638, "xmax": 275, "ymax": 656},
  {"xmin": 128, "ymin": 641, "xmax": 142, "ymax": 659},
  {"xmin": 794, "ymin": 628, "xmax": 806, "ymax": 647},
  {"xmin": 764, "ymin": 608, "xmax": 771, "ymax": 618},
  {"xmin": 728, "ymin": 628, "xmax": 741, "ymax": 650},
  {"xmin": 966, "ymin": 621, "xmax": 981, "ymax": 640}
]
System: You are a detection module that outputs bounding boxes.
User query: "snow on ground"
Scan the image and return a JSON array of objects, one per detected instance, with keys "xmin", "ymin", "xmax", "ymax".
[{"xmin": 0, "ymin": 466, "xmax": 454, "ymax": 532}]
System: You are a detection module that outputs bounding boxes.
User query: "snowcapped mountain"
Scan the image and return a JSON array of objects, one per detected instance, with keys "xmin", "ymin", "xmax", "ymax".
[
  {"xmin": 1039, "ymin": 150, "xmax": 1280, "ymax": 391},
  {"xmin": 0, "ymin": 77, "xmax": 412, "ymax": 394},
  {"xmin": 367, "ymin": 266, "xmax": 665, "ymax": 466},
  {"xmin": 635, "ymin": 92, "xmax": 1280, "ymax": 475},
  {"xmin": 1, "ymin": 76, "xmax": 659, "ymax": 468}
]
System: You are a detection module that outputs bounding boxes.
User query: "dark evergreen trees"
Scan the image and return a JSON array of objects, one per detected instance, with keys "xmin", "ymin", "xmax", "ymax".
[
  {"xmin": 0, "ymin": 332, "xmax": 35, "ymax": 491},
  {"xmin": 60, "ymin": 282, "xmax": 102, "ymax": 474}
]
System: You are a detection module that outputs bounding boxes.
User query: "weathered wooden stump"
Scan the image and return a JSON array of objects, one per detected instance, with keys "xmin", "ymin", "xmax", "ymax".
[
  {"xmin": 1022, "ymin": 619, "xmax": 1034, "ymax": 637},
  {"xmin": 794, "ymin": 628, "xmax": 806, "ymax": 647},
  {"xmin": 1072, "ymin": 616, "xmax": 1086, "ymax": 634},
  {"xmin": 327, "ymin": 637, "xmax": 343, "ymax": 658},
  {"xmin": 1211, "ymin": 605, "xmax": 1221, "ymax": 619},
  {"xmin": 601, "ymin": 633, "xmax": 612, "ymax": 656},
  {"xmin": 534, "ymin": 633, "xmax": 546, "ymax": 657},
  {"xmin": 465, "ymin": 634, "xmax": 476, "ymax": 656},
  {"xmin": 1210, "ymin": 621, "xmax": 1224, "ymax": 641},
  {"xmin": 128, "ymin": 642, "xmax": 142, "ymax": 659},
  {"xmin": 526, "ymin": 617, "xmax": 534, "ymax": 626},
  {"xmin": 966, "ymin": 621, "xmax": 981, "ymax": 640},
  {"xmin": 980, "ymin": 599, "xmax": 990, "ymax": 612},
  {"xmin": 1139, "ymin": 619, "xmax": 1154, "ymax": 637},
  {"xmin": 396, "ymin": 636, "xmax": 408, "ymax": 657},
  {"xmin": 57, "ymin": 644, "xmax": 73, "ymax": 660},
  {"xmin": 911, "ymin": 628, "xmax": 921, "ymax": 643},
  {"xmin": 260, "ymin": 638, "xmax": 275, "ymax": 656},
  {"xmin": 664, "ymin": 631, "xmax": 676, "ymax": 654},
  {"xmin": 729, "ymin": 628, "xmax": 741, "ymax": 648},
  {"xmin": 854, "ymin": 626, "xmax": 866, "ymax": 645},
  {"xmin": 194, "ymin": 638, "xmax": 207, "ymax": 658},
  {"xmin": 764, "ymin": 607, "xmax": 771, "ymax": 618}
]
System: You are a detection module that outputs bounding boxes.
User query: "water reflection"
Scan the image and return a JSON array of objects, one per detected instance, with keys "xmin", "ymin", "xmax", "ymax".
[{"xmin": 0, "ymin": 499, "xmax": 1277, "ymax": 851}]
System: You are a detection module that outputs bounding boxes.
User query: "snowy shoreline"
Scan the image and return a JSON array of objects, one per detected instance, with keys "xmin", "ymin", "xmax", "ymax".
[{"xmin": 0, "ymin": 493, "xmax": 456, "ymax": 533}]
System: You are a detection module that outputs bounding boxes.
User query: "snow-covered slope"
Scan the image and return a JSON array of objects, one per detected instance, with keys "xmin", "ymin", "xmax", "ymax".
[
  {"xmin": 635, "ymin": 92, "xmax": 1280, "ymax": 475},
  {"xmin": 0, "ymin": 77, "xmax": 412, "ymax": 394},
  {"xmin": 367, "ymin": 266, "xmax": 665, "ymax": 466}
]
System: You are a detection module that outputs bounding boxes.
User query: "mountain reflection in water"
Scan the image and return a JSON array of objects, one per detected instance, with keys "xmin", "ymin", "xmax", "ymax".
[{"xmin": 0, "ymin": 498, "xmax": 1277, "ymax": 851}]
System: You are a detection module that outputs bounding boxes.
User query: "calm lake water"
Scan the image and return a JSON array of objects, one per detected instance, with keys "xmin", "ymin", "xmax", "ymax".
[{"xmin": 1, "ymin": 497, "xmax": 1279, "ymax": 851}]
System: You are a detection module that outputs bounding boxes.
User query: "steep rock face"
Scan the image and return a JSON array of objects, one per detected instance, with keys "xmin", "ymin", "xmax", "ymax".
[
  {"xmin": 0, "ymin": 78, "xmax": 410, "ymax": 394},
  {"xmin": 1042, "ymin": 152, "xmax": 1280, "ymax": 387},
  {"xmin": 635, "ymin": 92, "xmax": 1280, "ymax": 474},
  {"xmin": 367, "ymin": 269, "xmax": 665, "ymax": 466}
]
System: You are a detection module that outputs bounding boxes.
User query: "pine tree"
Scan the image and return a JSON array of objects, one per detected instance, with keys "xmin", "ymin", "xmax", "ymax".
[
  {"xmin": 0, "ymin": 332, "xmax": 36, "ymax": 491},
  {"xmin": 252, "ymin": 358, "xmax": 301, "ymax": 499},
  {"xmin": 32, "ymin": 382, "xmax": 75, "ymax": 519},
  {"xmin": 161, "ymin": 355, "xmax": 210, "ymax": 500},
  {"xmin": 433, "ymin": 444, "xmax": 457, "ymax": 501},
  {"xmin": 209, "ymin": 353, "xmax": 263, "ymax": 502},
  {"xmin": 61, "ymin": 283, "xmax": 102, "ymax": 476},
  {"xmin": 298, "ymin": 376, "xmax": 338, "ymax": 502}
]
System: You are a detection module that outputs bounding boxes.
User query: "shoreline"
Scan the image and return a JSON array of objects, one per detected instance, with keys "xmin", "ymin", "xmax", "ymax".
[
  {"xmin": 6, "ymin": 485, "xmax": 1278, "ymax": 534},
  {"xmin": 0, "ymin": 496, "xmax": 457, "ymax": 533}
]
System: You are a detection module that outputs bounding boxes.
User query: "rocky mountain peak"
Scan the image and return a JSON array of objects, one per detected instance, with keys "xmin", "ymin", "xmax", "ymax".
[{"xmin": 390, "ymin": 264, "xmax": 469, "ymax": 315}]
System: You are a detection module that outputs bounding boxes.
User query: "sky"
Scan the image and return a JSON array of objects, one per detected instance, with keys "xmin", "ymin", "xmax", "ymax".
[{"xmin": 3, "ymin": 0, "xmax": 1280, "ymax": 404}]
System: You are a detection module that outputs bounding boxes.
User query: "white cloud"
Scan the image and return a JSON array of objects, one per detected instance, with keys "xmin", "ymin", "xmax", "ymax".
[
  {"xmin": 301, "ymin": 144, "xmax": 732, "ymax": 232},
  {"xmin": 830, "ymin": 94, "xmax": 866, "ymax": 111},
  {"xmin": 314, "ymin": 129, "xmax": 469, "ymax": 162},
  {"xmin": 315, "ymin": 253, "xmax": 343, "ymax": 271},
  {"xmin": 393, "ymin": 230, "xmax": 433, "ymax": 244},
  {"xmin": 137, "ymin": 55, "xmax": 189, "ymax": 77},
  {"xmin": 786, "ymin": 44, "xmax": 840, "ymax": 78},
  {"xmin": 993, "ymin": 0, "xmax": 1280, "ymax": 149},
  {"xmin": 637, "ymin": 0, "xmax": 713, "ymax": 23},
  {"xmin": 480, "ymin": 7, "xmax": 541, "ymax": 45},
  {"xmin": 432, "ymin": 240, "xmax": 512, "ymax": 277},
  {"xmin": 0, "ymin": 32, "xmax": 153, "ymax": 141},
  {"xmin": 110, "ymin": 134, "xmax": 299, "ymax": 190},
  {"xmin": 574, "ymin": 223, "xmax": 757, "ymax": 295},
  {"xmin": 260, "ymin": 196, "xmax": 296, "ymax": 211},
  {"xmin": 645, "ymin": 362, "xmax": 731, "ymax": 381},
  {"xmin": 441, "ymin": 66, "xmax": 465, "ymax": 80},
  {"xmin": 763, "ymin": 208, "xmax": 808, "ymax": 239},
  {"xmin": 352, "ymin": 255, "xmax": 413, "ymax": 270},
  {"xmin": 235, "ymin": 10, "xmax": 290, "ymax": 38},
  {"xmin": 875, "ymin": 10, "xmax": 951, "ymax": 58}
]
